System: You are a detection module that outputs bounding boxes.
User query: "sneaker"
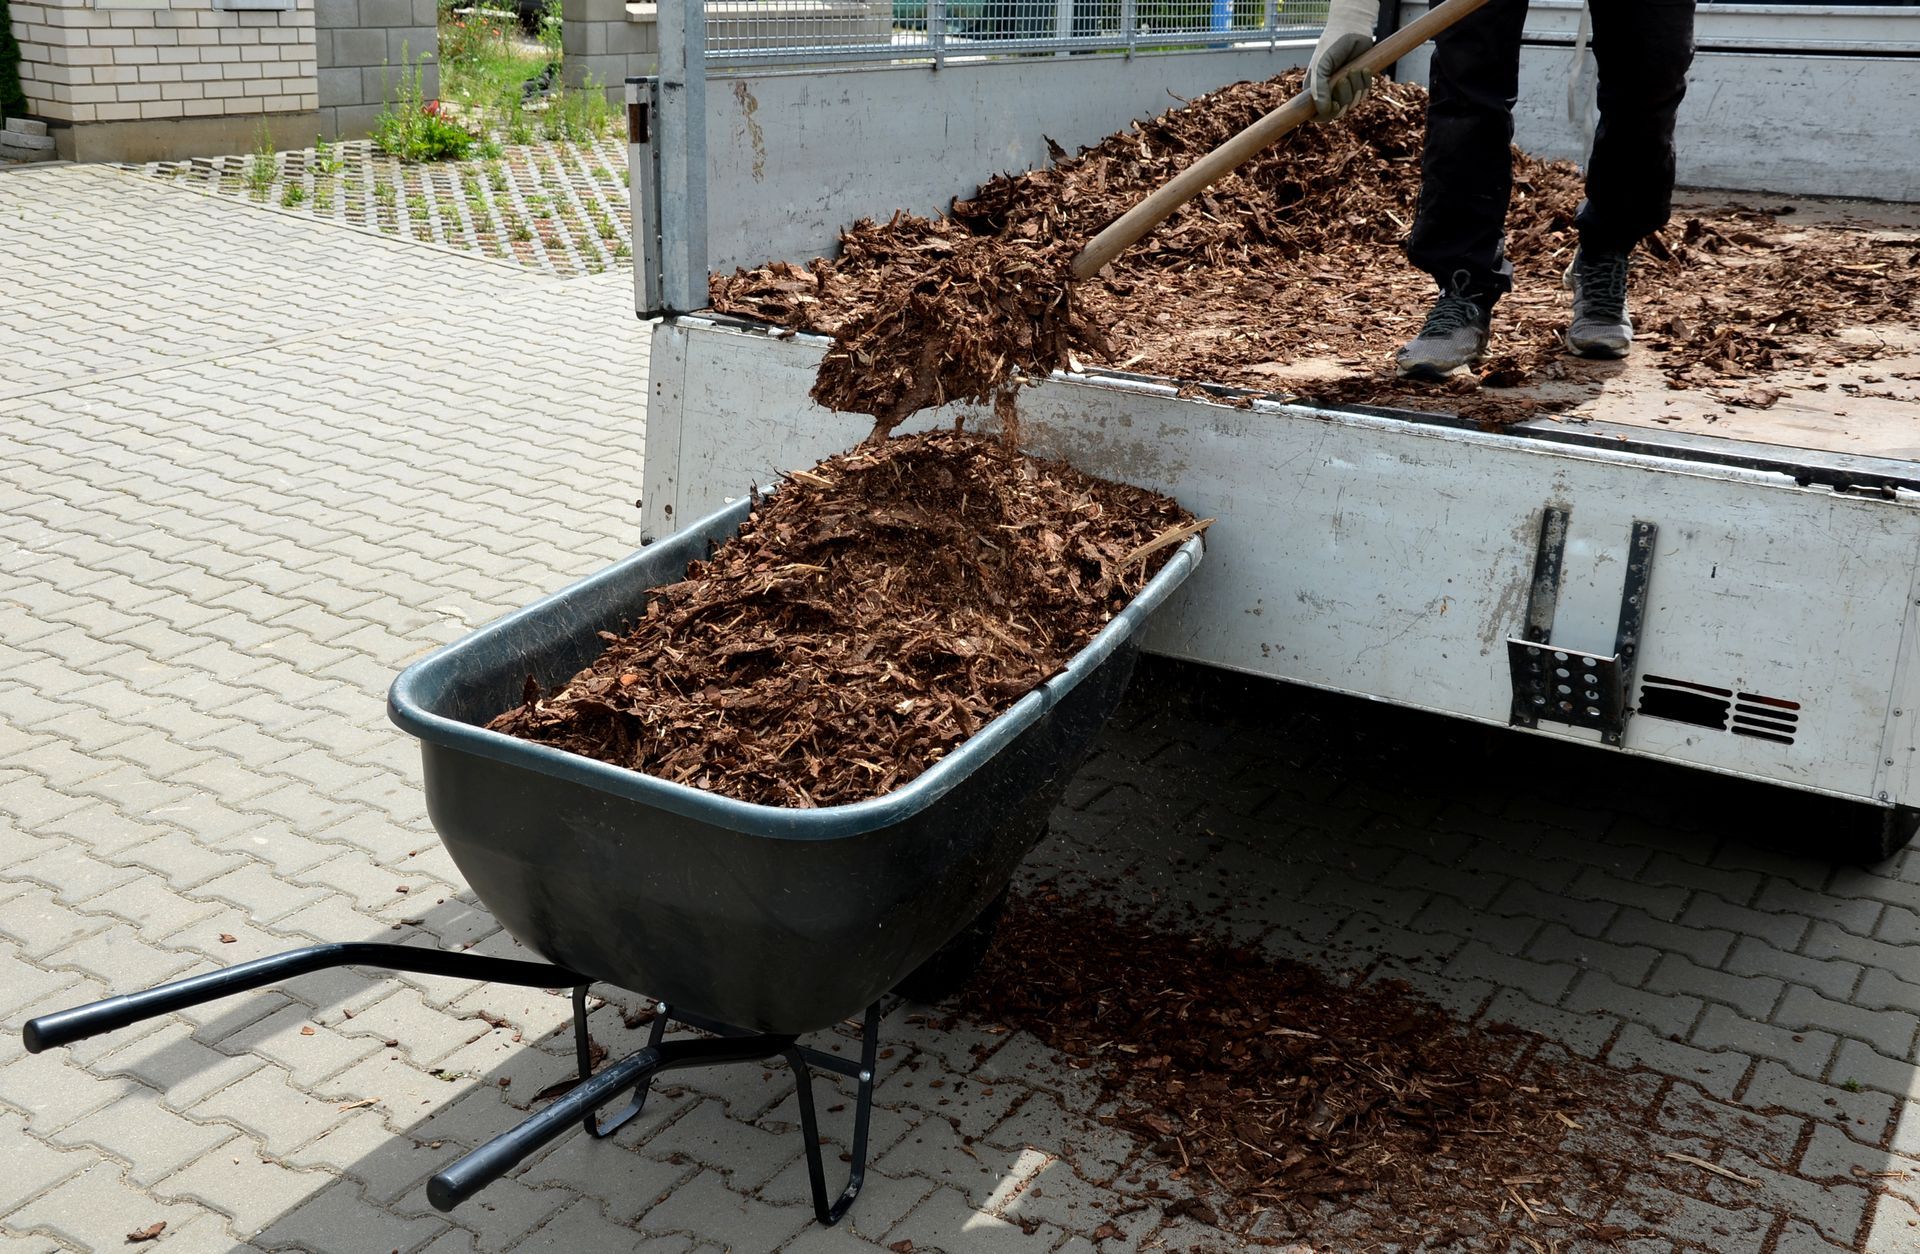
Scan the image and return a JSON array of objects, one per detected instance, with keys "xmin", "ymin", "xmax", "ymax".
[
  {"xmin": 1396, "ymin": 279, "xmax": 1493, "ymax": 380},
  {"xmin": 1563, "ymin": 248, "xmax": 1633, "ymax": 358}
]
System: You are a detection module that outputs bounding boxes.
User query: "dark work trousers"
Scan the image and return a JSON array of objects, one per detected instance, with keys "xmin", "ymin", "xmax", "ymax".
[{"xmin": 1404, "ymin": 0, "xmax": 1697, "ymax": 302}]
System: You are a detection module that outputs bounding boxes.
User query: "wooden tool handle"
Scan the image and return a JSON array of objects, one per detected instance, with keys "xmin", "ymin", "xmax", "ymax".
[{"xmin": 1068, "ymin": 0, "xmax": 1493, "ymax": 281}]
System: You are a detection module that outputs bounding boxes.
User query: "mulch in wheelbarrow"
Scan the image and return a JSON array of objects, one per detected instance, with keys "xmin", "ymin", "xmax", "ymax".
[
  {"xmin": 488, "ymin": 430, "xmax": 1198, "ymax": 806},
  {"xmin": 961, "ymin": 890, "xmax": 1743, "ymax": 1248},
  {"xmin": 710, "ymin": 73, "xmax": 1919, "ymax": 431}
]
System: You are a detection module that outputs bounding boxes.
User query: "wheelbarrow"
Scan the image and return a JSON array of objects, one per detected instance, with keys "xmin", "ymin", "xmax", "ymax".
[{"xmin": 22, "ymin": 492, "xmax": 1204, "ymax": 1226}]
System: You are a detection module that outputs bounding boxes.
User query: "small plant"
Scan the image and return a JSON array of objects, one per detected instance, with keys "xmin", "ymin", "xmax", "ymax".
[
  {"xmin": 485, "ymin": 162, "xmax": 508, "ymax": 193},
  {"xmin": 312, "ymin": 135, "xmax": 343, "ymax": 176},
  {"xmin": 313, "ymin": 189, "xmax": 334, "ymax": 213},
  {"xmin": 536, "ymin": 0, "xmax": 563, "ymax": 60},
  {"xmin": 374, "ymin": 179, "xmax": 396, "ymax": 204},
  {"xmin": 507, "ymin": 217, "xmax": 532, "ymax": 242},
  {"xmin": 613, "ymin": 239, "xmax": 630, "ymax": 259},
  {"xmin": 246, "ymin": 117, "xmax": 278, "ymax": 195},
  {"xmin": 407, "ymin": 192, "xmax": 430, "ymax": 219},
  {"xmin": 1843, "ymin": 1078, "xmax": 1862, "ymax": 1093},
  {"xmin": 280, "ymin": 182, "xmax": 306, "ymax": 208},
  {"xmin": 373, "ymin": 49, "xmax": 479, "ymax": 163},
  {"xmin": 592, "ymin": 166, "xmax": 615, "ymax": 182}
]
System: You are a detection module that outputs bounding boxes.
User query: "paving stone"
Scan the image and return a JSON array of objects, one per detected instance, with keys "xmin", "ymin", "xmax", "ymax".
[
  {"xmin": 1722, "ymin": 936, "xmax": 1861, "ymax": 1002},
  {"xmin": 1606, "ymin": 1024, "xmax": 1749, "ymax": 1099},
  {"xmin": 881, "ymin": 1183, "xmax": 1062, "ymax": 1254},
  {"xmin": 1478, "ymin": 987, "xmax": 1618, "ymax": 1057},
  {"xmin": 96, "ymin": 1019, "xmax": 267, "ymax": 1112},
  {"xmin": 0, "ymin": 1110, "xmax": 90, "ymax": 1210},
  {"xmin": 1742, "ymin": 1060, "xmax": 1895, "ymax": 1141},
  {"xmin": 1523, "ymin": 922, "xmax": 1661, "ymax": 987},
  {"xmin": 1773, "ymin": 985, "xmax": 1918, "ymax": 1061},
  {"xmin": 508, "ymin": 1198, "xmax": 696, "ymax": 1253},
  {"xmin": 1868, "ymin": 1190, "xmax": 1920, "ymax": 1254},
  {"xmin": 1440, "ymin": 938, "xmax": 1575, "ymax": 1003},
  {"xmin": 190, "ymin": 1062, "xmax": 351, "ymax": 1157},
  {"xmin": 874, "ymin": 1109, "xmax": 1037, "ymax": 1211},
  {"xmin": 1678, "ymin": 893, "xmax": 1813, "ymax": 951},
  {"xmin": 49, "ymin": 1090, "xmax": 235, "ymax": 1188},
  {"xmin": 3, "ymin": 1161, "xmax": 212, "ymax": 1252},
  {"xmin": 1563, "ymin": 971, "xmax": 1703, "ymax": 1040},
  {"xmin": 156, "ymin": 1132, "xmax": 334, "ymax": 1236},
  {"xmin": 254, "ymin": 1175, "xmax": 449, "ymax": 1252},
  {"xmin": 1690, "ymin": 1004, "xmax": 1836, "ymax": 1081},
  {"xmin": 638, "ymin": 1098, "xmax": 813, "ymax": 1193},
  {"xmin": 636, "ymin": 1167, "xmax": 812, "ymax": 1249}
]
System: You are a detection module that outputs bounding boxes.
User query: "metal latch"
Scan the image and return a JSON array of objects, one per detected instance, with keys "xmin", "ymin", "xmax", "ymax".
[{"xmin": 1505, "ymin": 507, "xmax": 1657, "ymax": 747}]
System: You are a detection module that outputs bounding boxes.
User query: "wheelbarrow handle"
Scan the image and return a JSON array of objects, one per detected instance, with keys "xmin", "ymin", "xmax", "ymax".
[
  {"xmin": 428, "ymin": 1031, "xmax": 796, "ymax": 1212},
  {"xmin": 22, "ymin": 942, "xmax": 583, "ymax": 1054}
]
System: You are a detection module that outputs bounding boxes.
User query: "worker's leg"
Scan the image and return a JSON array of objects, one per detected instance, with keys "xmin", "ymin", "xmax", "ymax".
[
  {"xmin": 1562, "ymin": 0, "xmax": 1694, "ymax": 357},
  {"xmin": 1575, "ymin": 0, "xmax": 1697, "ymax": 251},
  {"xmin": 1404, "ymin": 0, "xmax": 1530, "ymax": 300}
]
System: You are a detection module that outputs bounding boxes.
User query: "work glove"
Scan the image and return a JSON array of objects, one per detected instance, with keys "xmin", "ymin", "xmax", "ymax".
[{"xmin": 1307, "ymin": 0, "xmax": 1381, "ymax": 122}]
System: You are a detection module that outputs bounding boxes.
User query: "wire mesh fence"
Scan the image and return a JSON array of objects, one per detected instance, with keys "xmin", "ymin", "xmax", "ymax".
[{"xmin": 703, "ymin": 0, "xmax": 1327, "ymax": 65}]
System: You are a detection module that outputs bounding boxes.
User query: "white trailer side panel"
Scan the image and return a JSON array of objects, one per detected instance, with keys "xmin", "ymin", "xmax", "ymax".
[
  {"xmin": 700, "ymin": 47, "xmax": 1311, "ymax": 272},
  {"xmin": 646, "ymin": 319, "xmax": 1920, "ymax": 806}
]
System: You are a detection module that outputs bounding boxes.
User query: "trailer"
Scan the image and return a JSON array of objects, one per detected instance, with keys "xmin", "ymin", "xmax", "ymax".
[{"xmin": 623, "ymin": 0, "xmax": 1920, "ymax": 859}]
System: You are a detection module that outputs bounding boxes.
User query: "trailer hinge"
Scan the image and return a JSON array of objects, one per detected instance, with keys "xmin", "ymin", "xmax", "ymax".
[
  {"xmin": 629, "ymin": 75, "xmax": 666, "ymax": 318},
  {"xmin": 1506, "ymin": 508, "xmax": 1657, "ymax": 747}
]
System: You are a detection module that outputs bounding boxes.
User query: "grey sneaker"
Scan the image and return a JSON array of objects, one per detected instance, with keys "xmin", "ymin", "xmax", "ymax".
[
  {"xmin": 1563, "ymin": 248, "xmax": 1633, "ymax": 358},
  {"xmin": 1396, "ymin": 286, "xmax": 1492, "ymax": 380}
]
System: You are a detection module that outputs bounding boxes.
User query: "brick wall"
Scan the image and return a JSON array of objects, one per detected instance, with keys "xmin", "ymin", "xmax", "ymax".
[
  {"xmin": 13, "ymin": 0, "xmax": 317, "ymax": 126},
  {"xmin": 315, "ymin": 0, "xmax": 433, "ymax": 137}
]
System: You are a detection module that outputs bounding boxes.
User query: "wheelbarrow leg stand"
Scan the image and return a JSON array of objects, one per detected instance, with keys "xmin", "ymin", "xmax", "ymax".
[
  {"xmin": 569, "ymin": 992, "xmax": 883, "ymax": 1226},
  {"xmin": 570, "ymin": 984, "xmax": 668, "ymax": 1139},
  {"xmin": 784, "ymin": 1000, "xmax": 882, "ymax": 1226}
]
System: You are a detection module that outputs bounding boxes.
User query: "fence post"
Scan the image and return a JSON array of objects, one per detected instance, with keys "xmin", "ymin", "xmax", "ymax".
[
  {"xmin": 656, "ymin": 0, "xmax": 709, "ymax": 313},
  {"xmin": 930, "ymin": 0, "xmax": 945, "ymax": 66},
  {"xmin": 1122, "ymin": 0, "xmax": 1135, "ymax": 54}
]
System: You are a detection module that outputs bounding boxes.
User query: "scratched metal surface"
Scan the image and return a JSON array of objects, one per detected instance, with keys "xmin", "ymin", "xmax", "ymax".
[{"xmin": 644, "ymin": 317, "xmax": 1920, "ymax": 807}]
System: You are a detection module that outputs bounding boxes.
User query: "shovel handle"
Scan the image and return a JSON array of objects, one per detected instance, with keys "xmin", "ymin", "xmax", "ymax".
[{"xmin": 1069, "ymin": 0, "xmax": 1494, "ymax": 281}]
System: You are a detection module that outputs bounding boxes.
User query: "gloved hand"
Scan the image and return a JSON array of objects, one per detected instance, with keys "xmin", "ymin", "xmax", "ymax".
[{"xmin": 1307, "ymin": 0, "xmax": 1381, "ymax": 122}]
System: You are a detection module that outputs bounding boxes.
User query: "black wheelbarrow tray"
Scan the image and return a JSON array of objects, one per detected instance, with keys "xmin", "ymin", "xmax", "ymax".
[{"xmin": 22, "ymin": 493, "xmax": 1204, "ymax": 1227}]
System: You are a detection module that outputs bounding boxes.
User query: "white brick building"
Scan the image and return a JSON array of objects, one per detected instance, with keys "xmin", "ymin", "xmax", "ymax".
[{"xmin": 9, "ymin": 0, "xmax": 433, "ymax": 160}]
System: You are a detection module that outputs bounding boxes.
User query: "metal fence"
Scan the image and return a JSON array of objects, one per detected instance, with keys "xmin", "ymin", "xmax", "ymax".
[{"xmin": 703, "ymin": 0, "xmax": 1328, "ymax": 66}]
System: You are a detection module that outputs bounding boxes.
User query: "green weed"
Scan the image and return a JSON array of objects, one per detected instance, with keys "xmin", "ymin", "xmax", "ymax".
[
  {"xmin": 373, "ymin": 48, "xmax": 479, "ymax": 163},
  {"xmin": 245, "ymin": 117, "xmax": 277, "ymax": 195}
]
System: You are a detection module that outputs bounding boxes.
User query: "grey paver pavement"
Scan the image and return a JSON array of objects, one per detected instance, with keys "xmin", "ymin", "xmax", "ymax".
[{"xmin": 6, "ymin": 161, "xmax": 1920, "ymax": 1251}]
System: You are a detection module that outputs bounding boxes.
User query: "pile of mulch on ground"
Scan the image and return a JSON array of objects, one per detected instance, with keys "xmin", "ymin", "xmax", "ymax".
[
  {"xmin": 711, "ymin": 73, "xmax": 1919, "ymax": 428},
  {"xmin": 961, "ymin": 889, "xmax": 1672, "ymax": 1247},
  {"xmin": 487, "ymin": 431, "xmax": 1198, "ymax": 806}
]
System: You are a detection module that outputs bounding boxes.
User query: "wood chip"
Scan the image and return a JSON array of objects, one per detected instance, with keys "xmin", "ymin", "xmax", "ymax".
[
  {"xmin": 489, "ymin": 432, "xmax": 1193, "ymax": 807},
  {"xmin": 712, "ymin": 73, "xmax": 1919, "ymax": 434},
  {"xmin": 126, "ymin": 1222, "xmax": 167, "ymax": 1243},
  {"xmin": 1662, "ymin": 1151, "xmax": 1760, "ymax": 1186}
]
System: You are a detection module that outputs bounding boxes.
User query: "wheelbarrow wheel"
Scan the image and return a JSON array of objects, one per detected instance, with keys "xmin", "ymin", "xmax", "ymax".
[{"xmin": 892, "ymin": 886, "xmax": 1009, "ymax": 1004}]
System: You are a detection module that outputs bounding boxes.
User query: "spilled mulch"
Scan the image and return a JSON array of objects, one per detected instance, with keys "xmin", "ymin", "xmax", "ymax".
[
  {"xmin": 488, "ymin": 431, "xmax": 1198, "ymax": 806},
  {"xmin": 711, "ymin": 73, "xmax": 1919, "ymax": 429},
  {"xmin": 961, "ymin": 889, "xmax": 1678, "ymax": 1248}
]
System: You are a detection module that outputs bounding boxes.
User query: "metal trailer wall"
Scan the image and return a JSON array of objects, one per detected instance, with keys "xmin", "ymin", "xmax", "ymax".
[
  {"xmin": 645, "ymin": 319, "xmax": 1920, "ymax": 812},
  {"xmin": 697, "ymin": 45, "xmax": 1312, "ymax": 272},
  {"xmin": 1395, "ymin": 0, "xmax": 1920, "ymax": 202}
]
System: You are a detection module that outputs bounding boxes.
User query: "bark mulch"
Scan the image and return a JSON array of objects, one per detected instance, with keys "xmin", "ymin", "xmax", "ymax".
[
  {"xmin": 710, "ymin": 73, "xmax": 1919, "ymax": 429},
  {"xmin": 488, "ymin": 431, "xmax": 1198, "ymax": 806},
  {"xmin": 958, "ymin": 889, "xmax": 1776, "ymax": 1250}
]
